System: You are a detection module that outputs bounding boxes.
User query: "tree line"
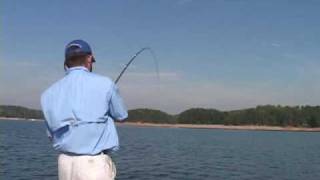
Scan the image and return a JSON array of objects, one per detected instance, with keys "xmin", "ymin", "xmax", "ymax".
[
  {"xmin": 128, "ymin": 105, "xmax": 320, "ymax": 127},
  {"xmin": 1, "ymin": 105, "xmax": 320, "ymax": 127},
  {"xmin": 0, "ymin": 105, "xmax": 44, "ymax": 119}
]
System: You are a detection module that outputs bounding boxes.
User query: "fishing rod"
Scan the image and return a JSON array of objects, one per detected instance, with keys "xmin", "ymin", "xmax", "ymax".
[
  {"xmin": 114, "ymin": 47, "xmax": 159, "ymax": 84},
  {"xmin": 105, "ymin": 47, "xmax": 158, "ymax": 117}
]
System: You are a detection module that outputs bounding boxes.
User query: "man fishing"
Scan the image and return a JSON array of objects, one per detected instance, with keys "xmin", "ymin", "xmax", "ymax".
[{"xmin": 41, "ymin": 39, "xmax": 128, "ymax": 180}]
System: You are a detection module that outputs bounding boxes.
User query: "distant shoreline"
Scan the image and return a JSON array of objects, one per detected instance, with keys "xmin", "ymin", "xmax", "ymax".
[
  {"xmin": 118, "ymin": 122, "xmax": 320, "ymax": 132},
  {"xmin": 0, "ymin": 117, "xmax": 43, "ymax": 121},
  {"xmin": 1, "ymin": 117, "xmax": 320, "ymax": 132}
]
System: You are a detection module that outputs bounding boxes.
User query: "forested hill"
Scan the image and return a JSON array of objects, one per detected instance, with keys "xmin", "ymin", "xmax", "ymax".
[
  {"xmin": 1, "ymin": 105, "xmax": 320, "ymax": 127},
  {"xmin": 175, "ymin": 106, "xmax": 320, "ymax": 127},
  {"xmin": 0, "ymin": 105, "xmax": 44, "ymax": 119}
]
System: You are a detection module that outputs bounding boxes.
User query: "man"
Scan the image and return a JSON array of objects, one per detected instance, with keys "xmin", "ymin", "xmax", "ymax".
[{"xmin": 41, "ymin": 39, "xmax": 128, "ymax": 180}]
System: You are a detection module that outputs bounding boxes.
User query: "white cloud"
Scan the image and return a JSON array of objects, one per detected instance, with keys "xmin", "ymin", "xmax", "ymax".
[
  {"xmin": 118, "ymin": 72, "xmax": 180, "ymax": 83},
  {"xmin": 271, "ymin": 43, "xmax": 281, "ymax": 47},
  {"xmin": 177, "ymin": 0, "xmax": 194, "ymax": 5},
  {"xmin": 2, "ymin": 64, "xmax": 320, "ymax": 114}
]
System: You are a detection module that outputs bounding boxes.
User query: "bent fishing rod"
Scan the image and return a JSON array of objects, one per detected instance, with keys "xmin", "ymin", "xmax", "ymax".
[
  {"xmin": 106, "ymin": 47, "xmax": 158, "ymax": 118},
  {"xmin": 114, "ymin": 47, "xmax": 159, "ymax": 84}
]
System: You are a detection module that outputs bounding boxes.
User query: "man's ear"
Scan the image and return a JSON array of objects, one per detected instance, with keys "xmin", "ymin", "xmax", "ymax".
[
  {"xmin": 86, "ymin": 55, "xmax": 93, "ymax": 63},
  {"xmin": 85, "ymin": 55, "xmax": 93, "ymax": 72}
]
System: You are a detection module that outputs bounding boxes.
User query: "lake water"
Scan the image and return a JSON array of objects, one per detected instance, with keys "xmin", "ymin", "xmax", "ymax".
[{"xmin": 1, "ymin": 119, "xmax": 320, "ymax": 180}]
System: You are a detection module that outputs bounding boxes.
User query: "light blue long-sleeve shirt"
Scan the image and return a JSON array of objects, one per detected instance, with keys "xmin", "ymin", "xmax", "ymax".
[{"xmin": 41, "ymin": 66, "xmax": 128, "ymax": 155}]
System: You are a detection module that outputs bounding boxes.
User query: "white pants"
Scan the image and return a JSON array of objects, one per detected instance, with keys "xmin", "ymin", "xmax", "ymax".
[{"xmin": 58, "ymin": 153, "xmax": 116, "ymax": 180}]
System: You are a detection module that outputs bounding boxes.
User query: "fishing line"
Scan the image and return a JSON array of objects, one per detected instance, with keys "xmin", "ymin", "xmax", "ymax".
[
  {"xmin": 115, "ymin": 47, "xmax": 160, "ymax": 84},
  {"xmin": 105, "ymin": 47, "xmax": 159, "ymax": 118}
]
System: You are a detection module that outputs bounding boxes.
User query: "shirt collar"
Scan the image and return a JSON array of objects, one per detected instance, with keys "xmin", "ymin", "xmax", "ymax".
[{"xmin": 66, "ymin": 66, "xmax": 89, "ymax": 74}]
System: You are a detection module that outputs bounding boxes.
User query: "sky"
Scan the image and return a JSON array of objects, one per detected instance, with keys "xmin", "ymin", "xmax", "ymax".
[{"xmin": 1, "ymin": 0, "xmax": 320, "ymax": 114}]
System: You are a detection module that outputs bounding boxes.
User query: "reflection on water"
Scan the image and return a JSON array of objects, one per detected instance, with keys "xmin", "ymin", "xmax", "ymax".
[{"xmin": 1, "ymin": 120, "xmax": 320, "ymax": 180}]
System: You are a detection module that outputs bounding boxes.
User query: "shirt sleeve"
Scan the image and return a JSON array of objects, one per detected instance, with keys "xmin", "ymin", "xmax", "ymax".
[{"xmin": 109, "ymin": 83, "xmax": 128, "ymax": 121}]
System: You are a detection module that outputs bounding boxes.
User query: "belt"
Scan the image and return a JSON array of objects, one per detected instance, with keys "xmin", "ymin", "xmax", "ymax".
[
  {"xmin": 102, "ymin": 149, "xmax": 112, "ymax": 155},
  {"xmin": 62, "ymin": 149, "xmax": 112, "ymax": 156}
]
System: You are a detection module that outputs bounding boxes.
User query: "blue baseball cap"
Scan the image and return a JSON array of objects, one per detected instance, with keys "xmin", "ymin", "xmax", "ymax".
[{"xmin": 65, "ymin": 39, "xmax": 95, "ymax": 62}]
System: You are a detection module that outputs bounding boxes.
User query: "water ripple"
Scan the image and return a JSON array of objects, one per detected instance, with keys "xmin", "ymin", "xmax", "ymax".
[{"xmin": 2, "ymin": 121, "xmax": 320, "ymax": 179}]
